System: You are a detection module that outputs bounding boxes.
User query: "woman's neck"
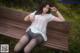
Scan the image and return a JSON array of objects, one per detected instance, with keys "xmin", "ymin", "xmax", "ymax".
[{"xmin": 42, "ymin": 12, "xmax": 47, "ymax": 15}]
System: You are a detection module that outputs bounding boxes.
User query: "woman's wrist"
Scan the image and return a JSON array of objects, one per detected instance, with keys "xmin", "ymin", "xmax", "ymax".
[{"xmin": 51, "ymin": 9, "xmax": 59, "ymax": 16}]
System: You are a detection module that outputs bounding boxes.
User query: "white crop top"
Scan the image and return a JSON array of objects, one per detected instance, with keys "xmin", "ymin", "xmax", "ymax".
[{"xmin": 26, "ymin": 11, "xmax": 56, "ymax": 41}]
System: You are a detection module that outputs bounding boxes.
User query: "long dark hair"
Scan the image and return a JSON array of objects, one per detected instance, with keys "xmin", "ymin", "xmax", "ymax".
[{"xmin": 35, "ymin": 2, "xmax": 54, "ymax": 15}]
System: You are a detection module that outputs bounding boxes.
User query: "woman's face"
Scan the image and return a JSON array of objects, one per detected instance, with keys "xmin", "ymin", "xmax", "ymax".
[{"xmin": 42, "ymin": 5, "xmax": 50, "ymax": 14}]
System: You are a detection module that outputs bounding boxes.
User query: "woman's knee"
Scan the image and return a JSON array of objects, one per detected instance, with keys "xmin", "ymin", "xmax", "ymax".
[
  {"xmin": 24, "ymin": 48, "xmax": 30, "ymax": 53},
  {"xmin": 24, "ymin": 39, "xmax": 37, "ymax": 53},
  {"xmin": 14, "ymin": 35, "xmax": 29, "ymax": 53},
  {"xmin": 14, "ymin": 41, "xmax": 23, "ymax": 52},
  {"xmin": 14, "ymin": 46, "xmax": 20, "ymax": 53}
]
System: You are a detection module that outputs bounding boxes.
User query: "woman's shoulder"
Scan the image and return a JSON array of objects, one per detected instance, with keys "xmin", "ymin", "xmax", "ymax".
[{"xmin": 32, "ymin": 10, "xmax": 37, "ymax": 14}]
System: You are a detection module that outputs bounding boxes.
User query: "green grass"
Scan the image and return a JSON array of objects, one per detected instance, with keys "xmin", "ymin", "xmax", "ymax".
[
  {"xmin": 55, "ymin": 3, "xmax": 80, "ymax": 53},
  {"xmin": 0, "ymin": 34, "xmax": 18, "ymax": 53}
]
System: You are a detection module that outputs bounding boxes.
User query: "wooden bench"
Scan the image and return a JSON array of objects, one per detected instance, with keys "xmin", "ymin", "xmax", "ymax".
[{"xmin": 0, "ymin": 7, "xmax": 70, "ymax": 53}]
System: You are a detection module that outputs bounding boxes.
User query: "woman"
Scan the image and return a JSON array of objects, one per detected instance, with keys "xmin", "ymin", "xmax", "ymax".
[{"xmin": 14, "ymin": 2, "xmax": 65, "ymax": 53}]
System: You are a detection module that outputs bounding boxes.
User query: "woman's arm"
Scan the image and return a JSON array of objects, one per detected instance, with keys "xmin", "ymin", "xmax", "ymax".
[
  {"xmin": 50, "ymin": 7, "xmax": 65, "ymax": 22},
  {"xmin": 24, "ymin": 11, "xmax": 36, "ymax": 22}
]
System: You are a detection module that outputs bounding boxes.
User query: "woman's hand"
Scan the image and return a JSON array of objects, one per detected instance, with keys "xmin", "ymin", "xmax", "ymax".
[
  {"xmin": 24, "ymin": 15, "xmax": 30, "ymax": 21},
  {"xmin": 50, "ymin": 7, "xmax": 58, "ymax": 12},
  {"xmin": 50, "ymin": 7, "xmax": 65, "ymax": 22}
]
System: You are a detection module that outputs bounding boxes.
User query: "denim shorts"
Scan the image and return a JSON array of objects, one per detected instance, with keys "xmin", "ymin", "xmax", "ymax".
[{"xmin": 26, "ymin": 29, "xmax": 44, "ymax": 44}]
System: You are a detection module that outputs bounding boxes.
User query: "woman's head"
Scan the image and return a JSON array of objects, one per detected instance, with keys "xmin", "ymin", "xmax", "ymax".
[{"xmin": 35, "ymin": 2, "xmax": 54, "ymax": 15}]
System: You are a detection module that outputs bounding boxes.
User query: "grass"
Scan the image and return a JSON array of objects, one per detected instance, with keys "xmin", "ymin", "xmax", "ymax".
[
  {"xmin": 0, "ymin": 0, "xmax": 80, "ymax": 53},
  {"xmin": 55, "ymin": 4, "xmax": 80, "ymax": 53}
]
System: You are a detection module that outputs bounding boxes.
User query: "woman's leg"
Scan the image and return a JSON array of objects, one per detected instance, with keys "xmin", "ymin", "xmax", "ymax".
[
  {"xmin": 14, "ymin": 34, "xmax": 29, "ymax": 53},
  {"xmin": 24, "ymin": 38, "xmax": 38, "ymax": 53}
]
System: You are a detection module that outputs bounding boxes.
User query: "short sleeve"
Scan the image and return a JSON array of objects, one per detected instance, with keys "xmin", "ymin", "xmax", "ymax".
[
  {"xmin": 48, "ymin": 14, "xmax": 56, "ymax": 22},
  {"xmin": 29, "ymin": 11, "xmax": 36, "ymax": 16}
]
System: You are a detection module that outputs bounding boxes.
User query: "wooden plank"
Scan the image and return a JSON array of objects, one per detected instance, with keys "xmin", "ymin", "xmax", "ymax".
[
  {"xmin": 0, "ymin": 7, "xmax": 70, "ymax": 51},
  {"xmin": 48, "ymin": 21, "xmax": 70, "ymax": 33}
]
